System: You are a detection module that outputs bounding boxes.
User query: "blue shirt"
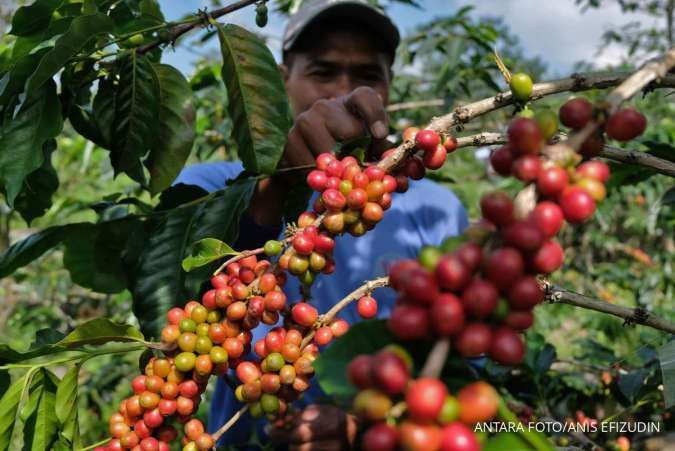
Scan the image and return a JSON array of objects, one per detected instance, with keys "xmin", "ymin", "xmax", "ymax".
[{"xmin": 174, "ymin": 161, "xmax": 469, "ymax": 445}]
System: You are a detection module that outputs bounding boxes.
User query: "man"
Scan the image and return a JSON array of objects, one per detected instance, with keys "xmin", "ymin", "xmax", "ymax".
[{"xmin": 175, "ymin": 1, "xmax": 468, "ymax": 448}]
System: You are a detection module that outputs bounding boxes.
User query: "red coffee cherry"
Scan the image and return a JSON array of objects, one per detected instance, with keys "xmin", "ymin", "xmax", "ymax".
[
  {"xmin": 406, "ymin": 378, "xmax": 448, "ymax": 421},
  {"xmin": 529, "ymin": 201, "xmax": 564, "ymax": 238},
  {"xmin": 430, "ymin": 293, "xmax": 465, "ymax": 336},
  {"xmin": 490, "ymin": 145, "xmax": 514, "ymax": 176},
  {"xmin": 357, "ymin": 295, "xmax": 378, "ymax": 319},
  {"xmin": 291, "ymin": 302, "xmax": 318, "ymax": 327},
  {"xmin": 537, "ymin": 166, "xmax": 569, "ymax": 197},
  {"xmin": 484, "ymin": 247, "xmax": 525, "ymax": 290},
  {"xmin": 455, "ymin": 323, "xmax": 493, "ymax": 357},
  {"xmin": 606, "ymin": 108, "xmax": 646, "ymax": 141},
  {"xmin": 439, "ymin": 422, "xmax": 480, "ymax": 451},
  {"xmin": 507, "ymin": 117, "xmax": 544, "ymax": 154},
  {"xmin": 443, "ymin": 135, "xmax": 458, "ymax": 152},
  {"xmin": 461, "ymin": 278, "xmax": 499, "ymax": 318},
  {"xmin": 559, "ymin": 98, "xmax": 593, "ymax": 129},
  {"xmin": 372, "ymin": 350, "xmax": 410, "ymax": 395},
  {"xmin": 306, "ymin": 170, "xmax": 328, "ymax": 191},
  {"xmin": 512, "ymin": 155, "xmax": 542, "ymax": 182},
  {"xmin": 502, "ymin": 221, "xmax": 544, "ymax": 252},
  {"xmin": 362, "ymin": 423, "xmax": 399, "ymax": 451},
  {"xmin": 576, "ymin": 160, "xmax": 610, "ymax": 183},
  {"xmin": 423, "ymin": 144, "xmax": 447, "ymax": 169},
  {"xmin": 415, "ymin": 129, "xmax": 441, "ymax": 152},
  {"xmin": 348, "ymin": 354, "xmax": 374, "ymax": 389},
  {"xmin": 559, "ymin": 186, "xmax": 596, "ymax": 224},
  {"xmin": 388, "ymin": 304, "xmax": 430, "ymax": 340},
  {"xmin": 507, "ymin": 276, "xmax": 544, "ymax": 310},
  {"xmin": 489, "ymin": 327, "xmax": 525, "ymax": 365},
  {"xmin": 504, "ymin": 310, "xmax": 534, "ymax": 331},
  {"xmin": 455, "ymin": 243, "xmax": 483, "ymax": 272},
  {"xmin": 435, "ymin": 255, "xmax": 471, "ymax": 292},
  {"xmin": 404, "ymin": 157, "xmax": 426, "ymax": 180},
  {"xmin": 529, "ymin": 240, "xmax": 564, "ymax": 274},
  {"xmin": 480, "ymin": 191, "xmax": 513, "ymax": 227}
]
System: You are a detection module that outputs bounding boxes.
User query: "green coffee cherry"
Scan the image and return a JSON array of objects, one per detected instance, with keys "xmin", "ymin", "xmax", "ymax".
[
  {"xmin": 535, "ymin": 109, "xmax": 559, "ymax": 140},
  {"xmin": 264, "ymin": 239, "xmax": 282, "ymax": 256},
  {"xmin": 255, "ymin": 3, "xmax": 268, "ymax": 27},
  {"xmin": 418, "ymin": 246, "xmax": 441, "ymax": 270},
  {"xmin": 510, "ymin": 72, "xmax": 533, "ymax": 101}
]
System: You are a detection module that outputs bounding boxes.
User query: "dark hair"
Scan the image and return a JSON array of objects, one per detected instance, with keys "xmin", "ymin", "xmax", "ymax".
[{"xmin": 282, "ymin": 14, "xmax": 395, "ymax": 67}]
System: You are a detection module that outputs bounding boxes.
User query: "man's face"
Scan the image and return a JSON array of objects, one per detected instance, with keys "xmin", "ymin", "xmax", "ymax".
[{"xmin": 281, "ymin": 29, "xmax": 392, "ymax": 116}]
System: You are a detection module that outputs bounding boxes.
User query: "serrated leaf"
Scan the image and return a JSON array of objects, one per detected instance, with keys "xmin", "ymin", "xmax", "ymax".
[
  {"xmin": 145, "ymin": 64, "xmax": 195, "ymax": 195},
  {"xmin": 9, "ymin": 0, "xmax": 62, "ymax": 37},
  {"xmin": 26, "ymin": 13, "xmax": 114, "ymax": 92},
  {"xmin": 217, "ymin": 24, "xmax": 291, "ymax": 174},
  {"xmin": 658, "ymin": 340, "xmax": 675, "ymax": 408},
  {"xmin": 13, "ymin": 139, "xmax": 59, "ymax": 224},
  {"xmin": 131, "ymin": 179, "xmax": 255, "ymax": 338},
  {"xmin": 182, "ymin": 238, "xmax": 238, "ymax": 272},
  {"xmin": 0, "ymin": 80, "xmax": 63, "ymax": 206},
  {"xmin": 57, "ymin": 318, "xmax": 144, "ymax": 347},
  {"xmin": 55, "ymin": 366, "xmax": 78, "ymax": 425},
  {"xmin": 111, "ymin": 51, "xmax": 160, "ymax": 183}
]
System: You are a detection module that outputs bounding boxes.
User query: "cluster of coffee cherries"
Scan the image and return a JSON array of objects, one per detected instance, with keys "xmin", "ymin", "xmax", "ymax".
[
  {"xmin": 348, "ymin": 347, "xmax": 499, "ymax": 451},
  {"xmin": 97, "ymin": 353, "xmax": 216, "ymax": 451}
]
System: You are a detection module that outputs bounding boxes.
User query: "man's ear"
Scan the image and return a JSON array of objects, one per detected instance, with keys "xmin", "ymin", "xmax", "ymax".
[{"xmin": 279, "ymin": 63, "xmax": 290, "ymax": 83}]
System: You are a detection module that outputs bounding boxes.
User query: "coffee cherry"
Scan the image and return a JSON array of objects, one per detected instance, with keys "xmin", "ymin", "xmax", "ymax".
[
  {"xmin": 195, "ymin": 434, "xmax": 214, "ymax": 450},
  {"xmin": 292, "ymin": 234, "xmax": 314, "ymax": 255},
  {"xmin": 362, "ymin": 423, "xmax": 399, "ymax": 451},
  {"xmin": 418, "ymin": 246, "xmax": 442, "ymax": 270},
  {"xmin": 606, "ymin": 108, "xmax": 646, "ymax": 141},
  {"xmin": 480, "ymin": 191, "xmax": 513, "ymax": 227},
  {"xmin": 530, "ymin": 240, "xmax": 564, "ymax": 274},
  {"xmin": 576, "ymin": 160, "xmax": 610, "ymax": 183},
  {"xmin": 457, "ymin": 382, "xmax": 499, "ymax": 424},
  {"xmin": 576, "ymin": 177, "xmax": 606, "ymax": 201},
  {"xmin": 306, "ymin": 170, "xmax": 327, "ymax": 191},
  {"xmin": 505, "ymin": 310, "xmax": 534, "ymax": 330},
  {"xmin": 357, "ymin": 295, "xmax": 378, "ymax": 319},
  {"xmin": 415, "ymin": 129, "xmax": 441, "ymax": 152},
  {"xmin": 423, "ymin": 144, "xmax": 447, "ymax": 169},
  {"xmin": 537, "ymin": 166, "xmax": 569, "ymax": 197},
  {"xmin": 443, "ymin": 135, "xmax": 458, "ymax": 152},
  {"xmin": 314, "ymin": 327, "xmax": 333, "ymax": 346},
  {"xmin": 559, "ymin": 186, "xmax": 596, "ymax": 223},
  {"xmin": 404, "ymin": 157, "xmax": 426, "ymax": 180},
  {"xmin": 372, "ymin": 351, "xmax": 409, "ymax": 395},
  {"xmin": 579, "ymin": 132, "xmax": 604, "ymax": 158},
  {"xmin": 559, "ymin": 98, "xmax": 593, "ymax": 129},
  {"xmin": 120, "ymin": 432, "xmax": 140, "ymax": 448},
  {"xmin": 509, "ymin": 72, "xmax": 532, "ymax": 100},
  {"xmin": 489, "ymin": 145, "xmax": 514, "ymax": 176},
  {"xmin": 353, "ymin": 389, "xmax": 392, "ymax": 422},
  {"xmin": 534, "ymin": 109, "xmax": 559, "ymax": 140},
  {"xmin": 403, "ymin": 127, "xmax": 419, "ymax": 142},
  {"xmin": 529, "ymin": 201, "xmax": 564, "ymax": 238},
  {"xmin": 406, "ymin": 378, "xmax": 448, "ymax": 421},
  {"xmin": 512, "ymin": 155, "xmax": 541, "ymax": 182},
  {"xmin": 399, "ymin": 421, "xmax": 442, "ymax": 451},
  {"xmin": 362, "ymin": 202, "xmax": 384, "ymax": 223},
  {"xmin": 435, "ymin": 255, "xmax": 470, "ymax": 291},
  {"xmin": 489, "ymin": 327, "xmax": 525, "ymax": 365},
  {"xmin": 388, "ymin": 304, "xmax": 429, "ymax": 340},
  {"xmin": 175, "ymin": 352, "xmax": 196, "ymax": 372},
  {"xmin": 323, "ymin": 212, "xmax": 345, "ymax": 234},
  {"xmin": 403, "ymin": 269, "xmax": 439, "ymax": 305},
  {"xmin": 291, "ymin": 302, "xmax": 318, "ymax": 327},
  {"xmin": 388, "ymin": 259, "xmax": 419, "ymax": 291},
  {"xmin": 502, "ymin": 221, "xmax": 544, "ymax": 252},
  {"xmin": 507, "ymin": 117, "xmax": 543, "ymax": 155},
  {"xmin": 110, "ymin": 421, "xmax": 131, "ymax": 438},
  {"xmin": 430, "ymin": 294, "xmax": 465, "ymax": 336},
  {"xmin": 484, "ymin": 247, "xmax": 525, "ymax": 290},
  {"xmin": 330, "ymin": 319, "xmax": 350, "ymax": 337},
  {"xmin": 176, "ymin": 396, "xmax": 195, "ymax": 416},
  {"xmin": 439, "ymin": 422, "xmax": 480, "ymax": 451},
  {"xmin": 348, "ymin": 355, "xmax": 374, "ymax": 389},
  {"xmin": 455, "ymin": 323, "xmax": 492, "ymax": 357},
  {"xmin": 394, "ymin": 174, "xmax": 409, "ymax": 193},
  {"xmin": 438, "ymin": 396, "xmax": 461, "ymax": 424},
  {"xmin": 461, "ymin": 278, "xmax": 499, "ymax": 318},
  {"xmin": 507, "ymin": 276, "xmax": 544, "ymax": 310}
]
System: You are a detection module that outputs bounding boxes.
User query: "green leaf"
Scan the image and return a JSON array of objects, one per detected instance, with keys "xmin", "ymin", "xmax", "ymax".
[
  {"xmin": 55, "ymin": 366, "xmax": 78, "ymax": 426},
  {"xmin": 26, "ymin": 13, "xmax": 114, "ymax": 92},
  {"xmin": 0, "ymin": 223, "xmax": 80, "ymax": 278},
  {"xmin": 217, "ymin": 24, "xmax": 291, "ymax": 174},
  {"xmin": 63, "ymin": 220, "xmax": 134, "ymax": 293},
  {"xmin": 0, "ymin": 80, "xmax": 63, "ymax": 206},
  {"xmin": 131, "ymin": 179, "xmax": 255, "ymax": 338},
  {"xmin": 93, "ymin": 77, "xmax": 116, "ymax": 148},
  {"xmin": 145, "ymin": 64, "xmax": 195, "ymax": 195},
  {"xmin": 0, "ymin": 49, "xmax": 49, "ymax": 112},
  {"xmin": 140, "ymin": 0, "xmax": 164, "ymax": 21},
  {"xmin": 618, "ymin": 368, "xmax": 649, "ymax": 403},
  {"xmin": 658, "ymin": 340, "xmax": 675, "ymax": 408},
  {"xmin": 182, "ymin": 238, "xmax": 238, "ymax": 272},
  {"xmin": 26, "ymin": 371, "xmax": 57, "ymax": 451},
  {"xmin": 0, "ymin": 370, "xmax": 38, "ymax": 450},
  {"xmin": 13, "ymin": 139, "xmax": 59, "ymax": 224},
  {"xmin": 314, "ymin": 320, "xmax": 399, "ymax": 398},
  {"xmin": 111, "ymin": 51, "xmax": 160, "ymax": 183},
  {"xmin": 57, "ymin": 318, "xmax": 144, "ymax": 347},
  {"xmin": 9, "ymin": 0, "xmax": 63, "ymax": 37}
]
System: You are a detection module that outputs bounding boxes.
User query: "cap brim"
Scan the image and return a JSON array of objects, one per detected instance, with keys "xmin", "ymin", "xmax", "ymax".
[{"xmin": 283, "ymin": 2, "xmax": 400, "ymax": 59}]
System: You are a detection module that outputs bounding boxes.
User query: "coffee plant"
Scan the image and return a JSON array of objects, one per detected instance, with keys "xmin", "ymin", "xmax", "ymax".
[{"xmin": 0, "ymin": 1, "xmax": 674, "ymax": 451}]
